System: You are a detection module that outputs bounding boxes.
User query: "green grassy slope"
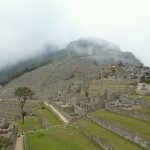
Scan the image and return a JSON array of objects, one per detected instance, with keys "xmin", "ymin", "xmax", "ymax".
[
  {"xmin": 17, "ymin": 116, "xmax": 42, "ymax": 133},
  {"xmin": 90, "ymin": 109, "xmax": 150, "ymax": 140},
  {"xmin": 36, "ymin": 105, "xmax": 61, "ymax": 126},
  {"xmin": 80, "ymin": 119, "xmax": 146, "ymax": 150},
  {"xmin": 26, "ymin": 126, "xmax": 101, "ymax": 150}
]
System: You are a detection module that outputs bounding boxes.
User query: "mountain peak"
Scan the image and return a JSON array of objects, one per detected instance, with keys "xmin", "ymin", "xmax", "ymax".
[{"xmin": 66, "ymin": 37, "xmax": 141, "ymax": 65}]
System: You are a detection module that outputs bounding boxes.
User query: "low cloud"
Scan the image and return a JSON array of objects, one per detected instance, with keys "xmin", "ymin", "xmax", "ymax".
[{"xmin": 0, "ymin": 0, "xmax": 150, "ymax": 69}]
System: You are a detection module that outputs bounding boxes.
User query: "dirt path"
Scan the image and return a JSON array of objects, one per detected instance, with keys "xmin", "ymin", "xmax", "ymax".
[
  {"xmin": 44, "ymin": 101, "xmax": 69, "ymax": 124},
  {"xmin": 14, "ymin": 135, "xmax": 24, "ymax": 150}
]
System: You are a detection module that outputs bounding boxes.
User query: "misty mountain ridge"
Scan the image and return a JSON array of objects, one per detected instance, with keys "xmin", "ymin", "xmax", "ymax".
[
  {"xmin": 66, "ymin": 38, "xmax": 141, "ymax": 65},
  {"xmin": 0, "ymin": 37, "xmax": 141, "ymax": 85}
]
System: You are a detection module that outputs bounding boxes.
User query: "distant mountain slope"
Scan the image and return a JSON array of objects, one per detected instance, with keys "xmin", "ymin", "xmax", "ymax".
[
  {"xmin": 0, "ymin": 48, "xmax": 67, "ymax": 85},
  {"xmin": 0, "ymin": 54, "xmax": 145, "ymax": 101},
  {"xmin": 0, "ymin": 37, "xmax": 141, "ymax": 86}
]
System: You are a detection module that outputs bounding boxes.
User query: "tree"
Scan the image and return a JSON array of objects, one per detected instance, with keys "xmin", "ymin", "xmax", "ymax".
[{"xmin": 14, "ymin": 87, "xmax": 34, "ymax": 124}]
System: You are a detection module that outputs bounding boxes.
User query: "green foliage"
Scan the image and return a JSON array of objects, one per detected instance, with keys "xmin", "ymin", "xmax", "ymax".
[
  {"xmin": 14, "ymin": 87, "xmax": 34, "ymax": 99},
  {"xmin": 14, "ymin": 87, "xmax": 34, "ymax": 123}
]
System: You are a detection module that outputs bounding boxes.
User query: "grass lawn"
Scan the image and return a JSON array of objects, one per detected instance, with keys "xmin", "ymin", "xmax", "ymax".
[
  {"xmin": 36, "ymin": 105, "xmax": 61, "ymax": 126},
  {"xmin": 26, "ymin": 126, "xmax": 101, "ymax": 150},
  {"xmin": 80, "ymin": 119, "xmax": 146, "ymax": 150},
  {"xmin": 17, "ymin": 116, "xmax": 42, "ymax": 133},
  {"xmin": 90, "ymin": 109, "xmax": 150, "ymax": 140}
]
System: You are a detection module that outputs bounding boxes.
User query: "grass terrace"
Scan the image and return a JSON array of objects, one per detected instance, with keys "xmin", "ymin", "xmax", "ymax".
[
  {"xmin": 129, "ymin": 91, "xmax": 150, "ymax": 101},
  {"xmin": 17, "ymin": 103, "xmax": 61, "ymax": 133},
  {"xmin": 36, "ymin": 105, "xmax": 61, "ymax": 126},
  {"xmin": 26, "ymin": 125, "xmax": 101, "ymax": 150},
  {"xmin": 88, "ymin": 81, "xmax": 130, "ymax": 96},
  {"xmin": 80, "ymin": 119, "xmax": 146, "ymax": 150},
  {"xmin": 17, "ymin": 116, "xmax": 42, "ymax": 133},
  {"xmin": 90, "ymin": 109, "xmax": 150, "ymax": 140}
]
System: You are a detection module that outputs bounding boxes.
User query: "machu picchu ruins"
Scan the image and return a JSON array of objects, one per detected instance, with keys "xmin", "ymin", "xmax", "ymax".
[{"xmin": 0, "ymin": 37, "xmax": 150, "ymax": 150}]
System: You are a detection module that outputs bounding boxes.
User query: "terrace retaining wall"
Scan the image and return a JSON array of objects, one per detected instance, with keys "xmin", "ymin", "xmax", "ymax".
[
  {"xmin": 63, "ymin": 112, "xmax": 81, "ymax": 122},
  {"xmin": 105, "ymin": 103, "xmax": 150, "ymax": 122},
  {"xmin": 78, "ymin": 124, "xmax": 116, "ymax": 150},
  {"xmin": 50, "ymin": 102, "xmax": 80, "ymax": 123},
  {"xmin": 74, "ymin": 105, "xmax": 87, "ymax": 117},
  {"xmin": 87, "ymin": 114, "xmax": 150, "ymax": 149}
]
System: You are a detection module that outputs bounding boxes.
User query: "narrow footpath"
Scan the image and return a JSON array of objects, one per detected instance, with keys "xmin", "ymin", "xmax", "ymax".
[
  {"xmin": 14, "ymin": 101, "xmax": 69, "ymax": 150},
  {"xmin": 44, "ymin": 101, "xmax": 69, "ymax": 124},
  {"xmin": 14, "ymin": 135, "xmax": 24, "ymax": 150}
]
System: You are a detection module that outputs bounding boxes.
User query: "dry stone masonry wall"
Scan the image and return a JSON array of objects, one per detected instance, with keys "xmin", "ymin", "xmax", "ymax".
[{"xmin": 87, "ymin": 114, "xmax": 150, "ymax": 149}]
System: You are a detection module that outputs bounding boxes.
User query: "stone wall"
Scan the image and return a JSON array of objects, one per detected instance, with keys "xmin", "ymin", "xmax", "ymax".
[
  {"xmin": 46, "ymin": 105, "xmax": 65, "ymax": 124},
  {"xmin": 51, "ymin": 102, "xmax": 74, "ymax": 113},
  {"xmin": 105, "ymin": 103, "xmax": 150, "ymax": 122},
  {"xmin": 51, "ymin": 101, "xmax": 63, "ymax": 112},
  {"xmin": 137, "ymin": 83, "xmax": 150, "ymax": 95},
  {"xmin": 93, "ymin": 101, "xmax": 106, "ymax": 110},
  {"xmin": 50, "ymin": 102, "xmax": 80, "ymax": 123},
  {"xmin": 119, "ymin": 96, "xmax": 145, "ymax": 105},
  {"xmin": 78, "ymin": 123, "xmax": 115, "ymax": 150},
  {"xmin": 0, "ymin": 120, "xmax": 17, "ymax": 150},
  {"xmin": 63, "ymin": 112, "xmax": 81, "ymax": 122},
  {"xmin": 74, "ymin": 105, "xmax": 87, "ymax": 117},
  {"xmin": 34, "ymin": 112, "xmax": 49, "ymax": 129},
  {"xmin": 87, "ymin": 114, "xmax": 150, "ymax": 149}
]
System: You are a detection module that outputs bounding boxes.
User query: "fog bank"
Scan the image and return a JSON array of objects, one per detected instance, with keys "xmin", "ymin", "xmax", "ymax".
[{"xmin": 0, "ymin": 0, "xmax": 150, "ymax": 69}]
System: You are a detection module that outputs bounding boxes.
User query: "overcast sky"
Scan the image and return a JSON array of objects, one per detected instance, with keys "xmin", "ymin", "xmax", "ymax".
[{"xmin": 0, "ymin": 0, "xmax": 150, "ymax": 69}]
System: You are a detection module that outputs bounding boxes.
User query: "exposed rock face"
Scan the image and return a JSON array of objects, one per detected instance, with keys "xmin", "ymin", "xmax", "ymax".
[{"xmin": 66, "ymin": 38, "xmax": 141, "ymax": 65}]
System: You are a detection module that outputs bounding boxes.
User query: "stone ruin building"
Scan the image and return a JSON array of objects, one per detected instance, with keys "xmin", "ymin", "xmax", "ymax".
[
  {"xmin": 47, "ymin": 63, "xmax": 150, "ymax": 121},
  {"xmin": 49, "ymin": 80, "xmax": 111, "ymax": 118},
  {"xmin": 0, "ymin": 119, "xmax": 17, "ymax": 150},
  {"xmin": 136, "ymin": 83, "xmax": 150, "ymax": 95}
]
